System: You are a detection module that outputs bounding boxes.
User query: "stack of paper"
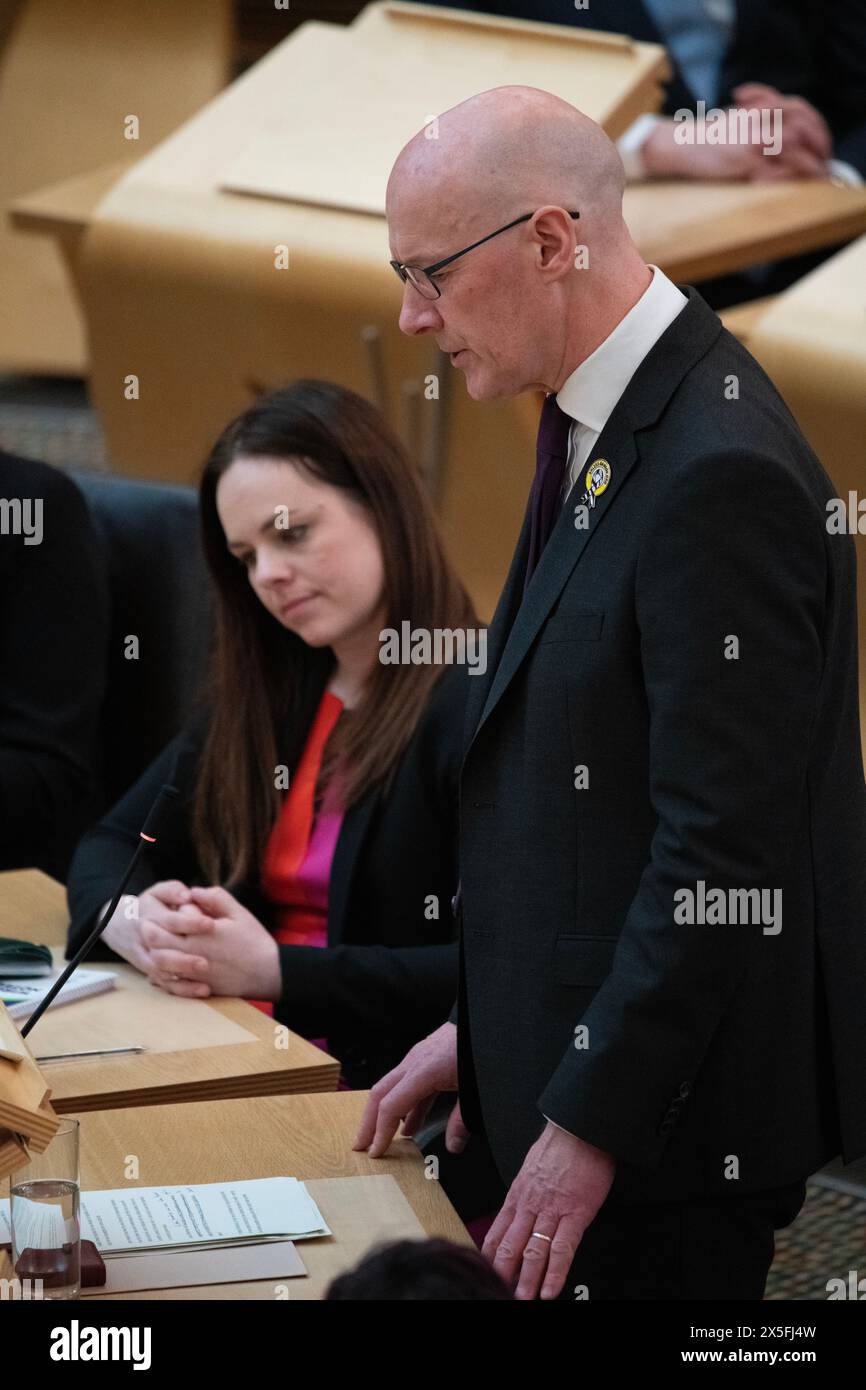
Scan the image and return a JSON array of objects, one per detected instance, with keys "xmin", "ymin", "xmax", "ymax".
[
  {"xmin": 1, "ymin": 1177, "xmax": 329, "ymax": 1252},
  {"xmin": 80, "ymin": 1177, "xmax": 330, "ymax": 1254}
]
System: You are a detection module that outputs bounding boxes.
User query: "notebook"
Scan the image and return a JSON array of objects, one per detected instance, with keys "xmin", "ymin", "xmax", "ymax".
[{"xmin": 0, "ymin": 968, "xmax": 117, "ymax": 1020}]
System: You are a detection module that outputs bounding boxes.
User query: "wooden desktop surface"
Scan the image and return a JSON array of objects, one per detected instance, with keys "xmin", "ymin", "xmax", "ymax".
[
  {"xmin": 0, "ymin": 869, "xmax": 340, "ymax": 1111},
  {"xmin": 1, "ymin": 1090, "xmax": 473, "ymax": 1300}
]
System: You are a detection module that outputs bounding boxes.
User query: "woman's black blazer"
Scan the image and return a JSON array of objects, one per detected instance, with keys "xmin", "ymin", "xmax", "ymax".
[{"xmin": 66, "ymin": 664, "xmax": 468, "ymax": 1089}]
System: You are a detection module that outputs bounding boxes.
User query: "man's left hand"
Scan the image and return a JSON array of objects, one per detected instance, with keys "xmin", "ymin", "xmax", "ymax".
[{"xmin": 482, "ymin": 1122, "xmax": 616, "ymax": 1300}]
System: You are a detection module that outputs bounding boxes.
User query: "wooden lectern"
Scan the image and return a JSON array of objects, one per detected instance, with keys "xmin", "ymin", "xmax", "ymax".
[{"xmin": 0, "ymin": 1003, "xmax": 59, "ymax": 1181}]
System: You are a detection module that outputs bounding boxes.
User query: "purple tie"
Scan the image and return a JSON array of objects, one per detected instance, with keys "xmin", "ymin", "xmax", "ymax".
[{"xmin": 525, "ymin": 393, "xmax": 572, "ymax": 586}]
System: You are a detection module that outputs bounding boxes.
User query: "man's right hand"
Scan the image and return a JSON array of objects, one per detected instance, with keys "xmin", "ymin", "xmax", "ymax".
[{"xmin": 353, "ymin": 1020, "xmax": 466, "ymax": 1159}]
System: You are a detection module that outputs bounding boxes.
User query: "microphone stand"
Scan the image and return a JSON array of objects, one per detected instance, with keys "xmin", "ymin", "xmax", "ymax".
[{"xmin": 20, "ymin": 785, "xmax": 179, "ymax": 1038}]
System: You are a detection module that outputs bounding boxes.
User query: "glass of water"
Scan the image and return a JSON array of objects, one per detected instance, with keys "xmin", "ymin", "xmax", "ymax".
[{"xmin": 10, "ymin": 1118, "xmax": 80, "ymax": 1300}]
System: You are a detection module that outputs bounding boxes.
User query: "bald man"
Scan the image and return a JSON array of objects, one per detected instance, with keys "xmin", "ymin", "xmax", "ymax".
[{"xmin": 354, "ymin": 86, "xmax": 866, "ymax": 1301}]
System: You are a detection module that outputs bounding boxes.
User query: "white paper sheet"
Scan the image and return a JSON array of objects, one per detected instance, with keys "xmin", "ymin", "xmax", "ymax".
[
  {"xmin": 0, "ymin": 1177, "xmax": 329, "ymax": 1254},
  {"xmin": 80, "ymin": 1239, "xmax": 308, "ymax": 1294}
]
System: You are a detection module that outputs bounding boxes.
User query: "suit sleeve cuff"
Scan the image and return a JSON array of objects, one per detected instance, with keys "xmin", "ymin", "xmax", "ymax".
[
  {"xmin": 542, "ymin": 1112, "xmax": 577, "ymax": 1138},
  {"xmin": 827, "ymin": 158, "xmax": 864, "ymax": 187},
  {"xmin": 617, "ymin": 114, "xmax": 665, "ymax": 181}
]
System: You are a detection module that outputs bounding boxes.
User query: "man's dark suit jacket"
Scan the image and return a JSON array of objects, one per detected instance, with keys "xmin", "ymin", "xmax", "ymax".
[
  {"xmin": 67, "ymin": 664, "xmax": 467, "ymax": 1090},
  {"xmin": 430, "ymin": 0, "xmax": 866, "ymax": 174},
  {"xmin": 453, "ymin": 287, "xmax": 866, "ymax": 1206}
]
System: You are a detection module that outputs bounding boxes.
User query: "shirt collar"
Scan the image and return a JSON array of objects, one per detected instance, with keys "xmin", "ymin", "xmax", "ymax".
[{"xmin": 556, "ymin": 265, "xmax": 688, "ymax": 434}]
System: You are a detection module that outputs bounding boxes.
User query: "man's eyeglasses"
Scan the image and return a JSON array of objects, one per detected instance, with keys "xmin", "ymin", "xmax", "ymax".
[{"xmin": 390, "ymin": 209, "xmax": 580, "ymax": 301}]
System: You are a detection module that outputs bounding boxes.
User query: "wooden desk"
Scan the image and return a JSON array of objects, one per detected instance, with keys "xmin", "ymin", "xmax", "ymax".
[
  {"xmin": 0, "ymin": 870, "xmax": 340, "ymax": 1111},
  {"xmin": 1, "ymin": 1091, "xmax": 472, "ymax": 1299},
  {"xmin": 10, "ymin": 162, "xmax": 130, "ymax": 246},
  {"xmin": 625, "ymin": 179, "xmax": 866, "ymax": 284}
]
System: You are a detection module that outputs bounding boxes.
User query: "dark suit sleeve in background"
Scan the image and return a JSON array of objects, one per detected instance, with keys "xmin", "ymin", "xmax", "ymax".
[
  {"xmin": 821, "ymin": 0, "xmax": 866, "ymax": 175},
  {"xmin": 0, "ymin": 456, "xmax": 107, "ymax": 878},
  {"xmin": 720, "ymin": 0, "xmax": 866, "ymax": 177}
]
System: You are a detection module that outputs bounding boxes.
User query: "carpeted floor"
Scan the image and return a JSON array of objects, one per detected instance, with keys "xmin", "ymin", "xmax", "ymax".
[{"xmin": 766, "ymin": 1179, "xmax": 866, "ymax": 1299}]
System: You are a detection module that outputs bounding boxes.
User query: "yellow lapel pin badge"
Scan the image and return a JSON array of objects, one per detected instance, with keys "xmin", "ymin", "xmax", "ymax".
[{"xmin": 581, "ymin": 458, "xmax": 611, "ymax": 509}]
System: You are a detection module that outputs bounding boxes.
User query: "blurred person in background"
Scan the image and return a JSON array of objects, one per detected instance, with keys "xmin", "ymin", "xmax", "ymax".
[
  {"xmin": 428, "ymin": 0, "xmax": 866, "ymax": 183},
  {"xmin": 0, "ymin": 449, "xmax": 106, "ymax": 878}
]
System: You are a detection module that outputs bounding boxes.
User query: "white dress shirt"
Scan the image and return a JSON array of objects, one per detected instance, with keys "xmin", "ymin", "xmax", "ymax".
[
  {"xmin": 556, "ymin": 264, "xmax": 688, "ymax": 509},
  {"xmin": 542, "ymin": 263, "xmax": 687, "ymax": 1142}
]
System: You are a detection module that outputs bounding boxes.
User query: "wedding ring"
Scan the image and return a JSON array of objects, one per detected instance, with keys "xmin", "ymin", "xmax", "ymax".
[{"xmin": 530, "ymin": 1231, "xmax": 552, "ymax": 1243}]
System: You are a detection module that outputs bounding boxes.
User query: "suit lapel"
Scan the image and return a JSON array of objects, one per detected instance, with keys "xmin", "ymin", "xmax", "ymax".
[
  {"xmin": 462, "ymin": 502, "xmax": 532, "ymax": 755},
  {"xmin": 464, "ymin": 287, "xmax": 722, "ymax": 759},
  {"xmin": 467, "ymin": 423, "xmax": 640, "ymax": 754}
]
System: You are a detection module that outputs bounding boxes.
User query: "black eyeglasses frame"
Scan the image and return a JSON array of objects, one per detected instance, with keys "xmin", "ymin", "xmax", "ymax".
[{"xmin": 390, "ymin": 209, "xmax": 581, "ymax": 299}]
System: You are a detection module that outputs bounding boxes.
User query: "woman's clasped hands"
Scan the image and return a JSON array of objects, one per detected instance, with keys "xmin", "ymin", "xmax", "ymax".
[{"xmin": 102, "ymin": 880, "xmax": 281, "ymax": 1001}]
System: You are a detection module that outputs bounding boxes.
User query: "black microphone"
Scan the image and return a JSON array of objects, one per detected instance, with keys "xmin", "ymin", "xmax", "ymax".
[{"xmin": 20, "ymin": 784, "xmax": 180, "ymax": 1038}]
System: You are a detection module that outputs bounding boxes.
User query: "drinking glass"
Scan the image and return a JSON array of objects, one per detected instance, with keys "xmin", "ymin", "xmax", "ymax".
[{"xmin": 10, "ymin": 1118, "xmax": 80, "ymax": 1300}]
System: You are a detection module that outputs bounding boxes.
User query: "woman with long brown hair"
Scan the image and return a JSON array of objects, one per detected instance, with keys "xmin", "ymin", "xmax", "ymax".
[{"xmin": 66, "ymin": 379, "xmax": 480, "ymax": 1089}]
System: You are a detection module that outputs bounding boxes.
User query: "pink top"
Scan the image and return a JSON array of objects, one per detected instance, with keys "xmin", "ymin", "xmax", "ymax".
[{"xmin": 254, "ymin": 690, "xmax": 345, "ymax": 1015}]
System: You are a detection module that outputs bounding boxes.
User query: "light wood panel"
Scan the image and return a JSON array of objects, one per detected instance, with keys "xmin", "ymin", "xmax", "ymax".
[
  {"xmin": 0, "ymin": 0, "xmax": 232, "ymax": 374},
  {"xmin": 718, "ymin": 294, "xmax": 778, "ymax": 346}
]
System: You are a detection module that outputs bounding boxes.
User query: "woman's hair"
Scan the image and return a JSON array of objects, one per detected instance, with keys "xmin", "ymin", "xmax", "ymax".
[{"xmin": 192, "ymin": 378, "xmax": 476, "ymax": 887}]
